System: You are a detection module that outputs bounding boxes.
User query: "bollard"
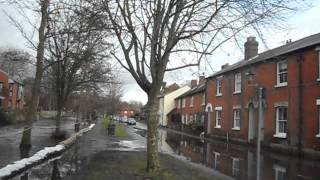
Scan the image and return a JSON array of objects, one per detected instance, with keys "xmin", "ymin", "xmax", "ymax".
[{"xmin": 108, "ymin": 124, "xmax": 116, "ymax": 136}]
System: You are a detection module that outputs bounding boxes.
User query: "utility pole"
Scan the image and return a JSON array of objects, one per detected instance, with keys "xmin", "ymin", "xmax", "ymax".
[{"xmin": 256, "ymin": 87, "xmax": 265, "ymax": 180}]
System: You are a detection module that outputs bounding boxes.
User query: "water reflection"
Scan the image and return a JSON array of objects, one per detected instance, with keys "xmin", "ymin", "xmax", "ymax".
[
  {"xmin": 10, "ymin": 129, "xmax": 320, "ymax": 180},
  {"xmin": 51, "ymin": 161, "xmax": 61, "ymax": 180},
  {"xmin": 19, "ymin": 147, "xmax": 30, "ymax": 180},
  {"xmin": 11, "ymin": 141, "xmax": 82, "ymax": 180},
  {"xmin": 161, "ymin": 130, "xmax": 320, "ymax": 180}
]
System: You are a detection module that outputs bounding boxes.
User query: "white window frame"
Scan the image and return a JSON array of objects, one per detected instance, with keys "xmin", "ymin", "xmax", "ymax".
[
  {"xmin": 190, "ymin": 96, "xmax": 194, "ymax": 107},
  {"xmin": 194, "ymin": 114, "xmax": 197, "ymax": 122},
  {"xmin": 234, "ymin": 73, "xmax": 241, "ymax": 93},
  {"xmin": 213, "ymin": 152, "xmax": 220, "ymax": 169},
  {"xmin": 177, "ymin": 99, "xmax": 181, "ymax": 108},
  {"xmin": 276, "ymin": 60, "xmax": 288, "ymax": 87},
  {"xmin": 274, "ymin": 106, "xmax": 288, "ymax": 138},
  {"xmin": 189, "ymin": 114, "xmax": 193, "ymax": 123},
  {"xmin": 232, "ymin": 158, "xmax": 240, "ymax": 177},
  {"xmin": 181, "ymin": 114, "xmax": 185, "ymax": 124},
  {"xmin": 216, "ymin": 78, "xmax": 222, "ymax": 96},
  {"xmin": 202, "ymin": 94, "xmax": 205, "ymax": 105},
  {"xmin": 0, "ymin": 82, "xmax": 3, "ymax": 94},
  {"xmin": 215, "ymin": 107, "xmax": 222, "ymax": 128},
  {"xmin": 317, "ymin": 99, "xmax": 320, "ymax": 137},
  {"xmin": 182, "ymin": 98, "xmax": 186, "ymax": 108},
  {"xmin": 185, "ymin": 114, "xmax": 189, "ymax": 124},
  {"xmin": 232, "ymin": 109, "xmax": 241, "ymax": 130},
  {"xmin": 316, "ymin": 47, "xmax": 320, "ymax": 81},
  {"xmin": 273, "ymin": 165, "xmax": 286, "ymax": 180}
]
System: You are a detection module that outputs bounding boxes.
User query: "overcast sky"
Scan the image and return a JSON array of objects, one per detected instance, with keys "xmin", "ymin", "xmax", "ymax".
[{"xmin": 1, "ymin": 1, "xmax": 320, "ymax": 104}]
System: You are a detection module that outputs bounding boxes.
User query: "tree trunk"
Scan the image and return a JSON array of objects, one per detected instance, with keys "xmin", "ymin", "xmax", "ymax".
[
  {"xmin": 55, "ymin": 107, "xmax": 62, "ymax": 135},
  {"xmin": 20, "ymin": 0, "xmax": 50, "ymax": 148},
  {"xmin": 146, "ymin": 89, "xmax": 160, "ymax": 173}
]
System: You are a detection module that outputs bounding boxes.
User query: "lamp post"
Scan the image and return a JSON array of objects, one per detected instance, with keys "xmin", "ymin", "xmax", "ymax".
[{"xmin": 246, "ymin": 71, "xmax": 265, "ymax": 180}]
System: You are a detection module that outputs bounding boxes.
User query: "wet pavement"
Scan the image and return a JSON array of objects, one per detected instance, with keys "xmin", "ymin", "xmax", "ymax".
[
  {"xmin": 4, "ymin": 120, "xmax": 320, "ymax": 180},
  {"xmin": 0, "ymin": 118, "xmax": 76, "ymax": 168}
]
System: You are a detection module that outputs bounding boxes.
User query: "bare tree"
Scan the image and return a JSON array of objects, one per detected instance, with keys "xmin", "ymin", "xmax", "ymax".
[
  {"xmin": 45, "ymin": 0, "xmax": 113, "ymax": 136},
  {"xmin": 88, "ymin": 0, "xmax": 302, "ymax": 172},
  {"xmin": 4, "ymin": 0, "xmax": 52, "ymax": 148},
  {"xmin": 0, "ymin": 48, "xmax": 33, "ymax": 81}
]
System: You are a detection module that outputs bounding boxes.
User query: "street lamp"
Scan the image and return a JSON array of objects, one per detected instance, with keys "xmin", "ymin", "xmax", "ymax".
[{"xmin": 246, "ymin": 70, "xmax": 266, "ymax": 180}]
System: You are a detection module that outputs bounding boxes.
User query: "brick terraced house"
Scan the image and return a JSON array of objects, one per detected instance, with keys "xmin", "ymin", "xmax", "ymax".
[
  {"xmin": 168, "ymin": 77, "xmax": 206, "ymax": 133},
  {"xmin": 205, "ymin": 33, "xmax": 320, "ymax": 155},
  {"xmin": 0, "ymin": 69, "xmax": 24, "ymax": 111}
]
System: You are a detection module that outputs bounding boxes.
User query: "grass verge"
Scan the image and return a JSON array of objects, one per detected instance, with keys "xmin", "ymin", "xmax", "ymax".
[
  {"xmin": 72, "ymin": 151, "xmax": 223, "ymax": 180},
  {"xmin": 103, "ymin": 117, "xmax": 128, "ymax": 137}
]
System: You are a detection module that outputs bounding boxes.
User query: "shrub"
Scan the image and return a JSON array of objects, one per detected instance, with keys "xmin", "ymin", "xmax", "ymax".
[
  {"xmin": 0, "ymin": 110, "xmax": 11, "ymax": 126},
  {"xmin": 189, "ymin": 121, "xmax": 204, "ymax": 132}
]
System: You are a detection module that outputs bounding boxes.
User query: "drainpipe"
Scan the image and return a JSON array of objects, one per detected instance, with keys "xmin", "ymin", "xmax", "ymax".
[
  {"xmin": 297, "ymin": 53, "xmax": 303, "ymax": 156},
  {"xmin": 257, "ymin": 87, "xmax": 265, "ymax": 180}
]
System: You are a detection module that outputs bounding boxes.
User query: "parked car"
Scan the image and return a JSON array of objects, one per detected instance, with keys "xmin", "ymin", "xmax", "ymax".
[
  {"xmin": 120, "ymin": 117, "xmax": 128, "ymax": 123},
  {"xmin": 127, "ymin": 118, "xmax": 136, "ymax": 125}
]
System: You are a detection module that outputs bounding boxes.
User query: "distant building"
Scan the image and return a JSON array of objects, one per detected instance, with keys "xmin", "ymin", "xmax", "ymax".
[
  {"xmin": 167, "ymin": 77, "xmax": 206, "ymax": 133},
  {"xmin": 158, "ymin": 83, "xmax": 190, "ymax": 126},
  {"xmin": 0, "ymin": 69, "xmax": 25, "ymax": 111},
  {"xmin": 119, "ymin": 107, "xmax": 135, "ymax": 119},
  {"xmin": 205, "ymin": 33, "xmax": 320, "ymax": 155}
]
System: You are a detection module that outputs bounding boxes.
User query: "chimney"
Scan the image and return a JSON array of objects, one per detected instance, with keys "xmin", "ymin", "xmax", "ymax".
[
  {"xmin": 199, "ymin": 76, "xmax": 206, "ymax": 85},
  {"xmin": 244, "ymin": 37, "xmax": 258, "ymax": 60},
  {"xmin": 190, "ymin": 79, "xmax": 197, "ymax": 88},
  {"xmin": 221, "ymin": 63, "xmax": 229, "ymax": 70}
]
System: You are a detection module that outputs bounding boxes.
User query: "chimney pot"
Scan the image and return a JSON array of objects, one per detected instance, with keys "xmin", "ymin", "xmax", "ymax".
[
  {"xmin": 199, "ymin": 76, "xmax": 206, "ymax": 85},
  {"xmin": 190, "ymin": 80, "xmax": 197, "ymax": 88},
  {"xmin": 244, "ymin": 36, "xmax": 258, "ymax": 60},
  {"xmin": 221, "ymin": 63, "xmax": 229, "ymax": 70}
]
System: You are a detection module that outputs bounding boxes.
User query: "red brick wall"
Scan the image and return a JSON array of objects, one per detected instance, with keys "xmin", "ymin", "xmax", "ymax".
[
  {"xmin": 176, "ymin": 91, "xmax": 205, "ymax": 123},
  {"xmin": 8, "ymin": 82, "xmax": 19, "ymax": 110},
  {"xmin": 0, "ymin": 71, "xmax": 9, "ymax": 110},
  {"xmin": 206, "ymin": 46, "xmax": 320, "ymax": 150},
  {"xmin": 119, "ymin": 109, "xmax": 135, "ymax": 118}
]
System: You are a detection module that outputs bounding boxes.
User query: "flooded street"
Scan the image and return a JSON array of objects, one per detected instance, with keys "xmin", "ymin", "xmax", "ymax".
[
  {"xmin": 158, "ymin": 129, "xmax": 320, "ymax": 180},
  {"xmin": 4, "ymin": 122, "xmax": 320, "ymax": 180},
  {"xmin": 0, "ymin": 119, "xmax": 76, "ymax": 168}
]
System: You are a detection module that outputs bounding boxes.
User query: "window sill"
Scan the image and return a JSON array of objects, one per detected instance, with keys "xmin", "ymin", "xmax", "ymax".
[
  {"xmin": 317, "ymin": 78, "xmax": 320, "ymax": 82},
  {"xmin": 273, "ymin": 133, "xmax": 287, "ymax": 138},
  {"xmin": 233, "ymin": 91, "xmax": 241, "ymax": 95},
  {"xmin": 274, "ymin": 83, "xmax": 287, "ymax": 88},
  {"xmin": 214, "ymin": 126, "xmax": 221, "ymax": 129},
  {"xmin": 232, "ymin": 127, "xmax": 240, "ymax": 131},
  {"xmin": 316, "ymin": 134, "xmax": 320, "ymax": 138},
  {"xmin": 216, "ymin": 94, "xmax": 222, "ymax": 97}
]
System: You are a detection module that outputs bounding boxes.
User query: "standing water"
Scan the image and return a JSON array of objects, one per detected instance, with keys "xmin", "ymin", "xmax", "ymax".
[{"xmin": 158, "ymin": 129, "xmax": 320, "ymax": 180}]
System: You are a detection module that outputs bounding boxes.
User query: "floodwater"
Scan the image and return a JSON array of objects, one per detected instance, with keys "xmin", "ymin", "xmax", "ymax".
[
  {"xmin": 6, "ymin": 125, "xmax": 320, "ymax": 180},
  {"xmin": 0, "ymin": 118, "xmax": 76, "ymax": 168},
  {"xmin": 158, "ymin": 129, "xmax": 320, "ymax": 180}
]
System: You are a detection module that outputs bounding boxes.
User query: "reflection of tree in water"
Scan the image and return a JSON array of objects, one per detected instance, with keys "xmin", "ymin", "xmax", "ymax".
[
  {"xmin": 165, "ymin": 132, "xmax": 205, "ymax": 162},
  {"xmin": 51, "ymin": 161, "xmax": 61, "ymax": 180},
  {"xmin": 16, "ymin": 142, "xmax": 83, "ymax": 179},
  {"xmin": 20, "ymin": 147, "xmax": 31, "ymax": 180}
]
